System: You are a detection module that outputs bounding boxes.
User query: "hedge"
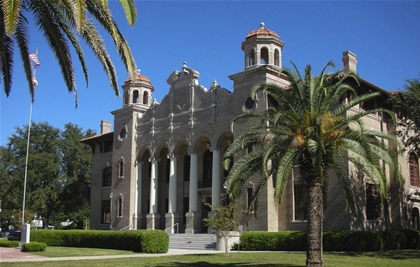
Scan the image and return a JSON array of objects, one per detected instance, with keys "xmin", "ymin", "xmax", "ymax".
[
  {"xmin": 0, "ymin": 240, "xmax": 20, "ymax": 247},
  {"xmin": 31, "ymin": 229, "xmax": 169, "ymax": 253},
  {"xmin": 21, "ymin": 242, "xmax": 47, "ymax": 252},
  {"xmin": 239, "ymin": 230, "xmax": 413, "ymax": 252}
]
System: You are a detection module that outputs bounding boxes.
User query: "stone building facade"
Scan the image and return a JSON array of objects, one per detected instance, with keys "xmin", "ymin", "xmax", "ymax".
[{"xmin": 82, "ymin": 23, "xmax": 420, "ymax": 233}]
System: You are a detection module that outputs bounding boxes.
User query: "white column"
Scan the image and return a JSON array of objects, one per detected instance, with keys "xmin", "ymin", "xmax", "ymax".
[
  {"xmin": 168, "ymin": 154, "xmax": 177, "ymax": 213},
  {"xmin": 189, "ymin": 152, "xmax": 198, "ymax": 212},
  {"xmin": 211, "ymin": 148, "xmax": 221, "ymax": 210},
  {"xmin": 149, "ymin": 157, "xmax": 158, "ymax": 214},
  {"xmin": 133, "ymin": 161, "xmax": 142, "ymax": 230}
]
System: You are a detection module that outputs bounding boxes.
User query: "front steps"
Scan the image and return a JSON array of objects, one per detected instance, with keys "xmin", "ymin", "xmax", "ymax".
[{"xmin": 169, "ymin": 233, "xmax": 217, "ymax": 250}]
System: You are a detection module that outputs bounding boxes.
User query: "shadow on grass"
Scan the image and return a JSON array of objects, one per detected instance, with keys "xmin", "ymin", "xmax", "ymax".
[
  {"xmin": 156, "ymin": 263, "xmax": 300, "ymax": 267},
  {"xmin": 327, "ymin": 250, "xmax": 420, "ymax": 260},
  {"xmin": 152, "ymin": 254, "xmax": 302, "ymax": 267}
]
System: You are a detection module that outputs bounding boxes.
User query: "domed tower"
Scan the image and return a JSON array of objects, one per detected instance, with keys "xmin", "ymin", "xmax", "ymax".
[
  {"xmin": 110, "ymin": 70, "xmax": 154, "ymax": 230},
  {"xmin": 121, "ymin": 69, "xmax": 154, "ymax": 114},
  {"xmin": 229, "ymin": 23, "xmax": 286, "ymax": 232},
  {"xmin": 242, "ymin": 22, "xmax": 284, "ymax": 69}
]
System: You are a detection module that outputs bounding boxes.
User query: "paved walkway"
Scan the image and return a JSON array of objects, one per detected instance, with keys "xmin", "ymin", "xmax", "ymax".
[{"xmin": 0, "ymin": 247, "xmax": 222, "ymax": 263}]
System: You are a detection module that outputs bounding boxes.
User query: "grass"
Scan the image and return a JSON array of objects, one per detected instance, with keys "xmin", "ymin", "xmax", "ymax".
[{"xmin": 1, "ymin": 247, "xmax": 420, "ymax": 267}]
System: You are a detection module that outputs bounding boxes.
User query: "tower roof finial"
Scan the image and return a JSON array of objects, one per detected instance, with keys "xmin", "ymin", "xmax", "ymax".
[{"xmin": 260, "ymin": 22, "xmax": 265, "ymax": 29}]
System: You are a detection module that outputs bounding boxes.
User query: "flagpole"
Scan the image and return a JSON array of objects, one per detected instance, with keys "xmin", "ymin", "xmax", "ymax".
[{"xmin": 22, "ymin": 48, "xmax": 38, "ymax": 227}]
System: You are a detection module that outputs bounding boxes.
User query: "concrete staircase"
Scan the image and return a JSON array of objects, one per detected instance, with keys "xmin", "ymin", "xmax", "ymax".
[{"xmin": 169, "ymin": 234, "xmax": 217, "ymax": 250}]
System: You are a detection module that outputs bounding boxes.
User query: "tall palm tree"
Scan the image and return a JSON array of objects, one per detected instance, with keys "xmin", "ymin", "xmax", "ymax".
[
  {"xmin": 224, "ymin": 61, "xmax": 402, "ymax": 267},
  {"xmin": 0, "ymin": 0, "xmax": 137, "ymax": 106}
]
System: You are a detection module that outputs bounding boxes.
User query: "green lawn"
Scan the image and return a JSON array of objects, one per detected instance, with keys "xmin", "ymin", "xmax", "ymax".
[{"xmin": 2, "ymin": 247, "xmax": 420, "ymax": 267}]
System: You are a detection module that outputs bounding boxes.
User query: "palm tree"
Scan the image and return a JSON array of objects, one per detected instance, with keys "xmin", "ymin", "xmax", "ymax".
[
  {"xmin": 0, "ymin": 0, "xmax": 137, "ymax": 106},
  {"xmin": 224, "ymin": 61, "xmax": 401, "ymax": 267}
]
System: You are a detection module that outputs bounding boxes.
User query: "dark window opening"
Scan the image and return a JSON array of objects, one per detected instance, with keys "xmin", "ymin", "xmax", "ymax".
[
  {"xmin": 117, "ymin": 198, "xmax": 123, "ymax": 217},
  {"xmin": 101, "ymin": 200, "xmax": 110, "ymax": 224},
  {"xmin": 133, "ymin": 90, "xmax": 139, "ymax": 103},
  {"xmin": 294, "ymin": 182, "xmax": 307, "ymax": 221},
  {"xmin": 409, "ymin": 153, "xmax": 419, "ymax": 187},
  {"xmin": 248, "ymin": 49, "xmax": 255, "ymax": 66},
  {"xmin": 202, "ymin": 149, "xmax": 213, "ymax": 187},
  {"xmin": 260, "ymin": 47, "xmax": 269, "ymax": 64},
  {"xmin": 143, "ymin": 91, "xmax": 149, "ymax": 105},
  {"xmin": 247, "ymin": 187, "xmax": 254, "ymax": 212},
  {"xmin": 104, "ymin": 140, "xmax": 113, "ymax": 152},
  {"xmin": 102, "ymin": 167, "xmax": 112, "ymax": 187},
  {"xmin": 274, "ymin": 49, "xmax": 280, "ymax": 66},
  {"xmin": 366, "ymin": 183, "xmax": 381, "ymax": 220},
  {"xmin": 119, "ymin": 161, "xmax": 124, "ymax": 178},
  {"xmin": 183, "ymin": 197, "xmax": 189, "ymax": 224},
  {"xmin": 184, "ymin": 154, "xmax": 190, "ymax": 181}
]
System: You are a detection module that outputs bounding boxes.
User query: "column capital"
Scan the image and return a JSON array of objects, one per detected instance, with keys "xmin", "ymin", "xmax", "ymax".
[
  {"xmin": 149, "ymin": 156, "xmax": 161, "ymax": 163},
  {"xmin": 209, "ymin": 147, "xmax": 219, "ymax": 153},
  {"xmin": 167, "ymin": 153, "xmax": 179, "ymax": 159}
]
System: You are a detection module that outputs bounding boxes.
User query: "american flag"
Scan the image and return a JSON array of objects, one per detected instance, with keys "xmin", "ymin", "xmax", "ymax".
[{"xmin": 29, "ymin": 53, "xmax": 40, "ymax": 67}]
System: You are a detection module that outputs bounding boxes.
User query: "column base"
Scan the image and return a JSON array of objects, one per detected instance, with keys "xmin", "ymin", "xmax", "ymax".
[
  {"xmin": 132, "ymin": 213, "xmax": 143, "ymax": 230},
  {"xmin": 165, "ymin": 213, "xmax": 179, "ymax": 234},
  {"xmin": 146, "ymin": 213, "xmax": 161, "ymax": 230},
  {"xmin": 185, "ymin": 212, "xmax": 202, "ymax": 234}
]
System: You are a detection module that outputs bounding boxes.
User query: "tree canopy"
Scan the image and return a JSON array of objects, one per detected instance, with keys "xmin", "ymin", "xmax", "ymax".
[
  {"xmin": 224, "ymin": 62, "xmax": 401, "ymax": 267},
  {"xmin": 0, "ymin": 0, "xmax": 138, "ymax": 106},
  {"xmin": 0, "ymin": 122, "xmax": 94, "ymax": 229},
  {"xmin": 389, "ymin": 74, "xmax": 420, "ymax": 155}
]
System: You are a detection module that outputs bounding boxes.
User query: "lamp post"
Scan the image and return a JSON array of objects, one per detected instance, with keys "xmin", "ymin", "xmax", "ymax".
[{"xmin": 109, "ymin": 192, "xmax": 113, "ymax": 230}]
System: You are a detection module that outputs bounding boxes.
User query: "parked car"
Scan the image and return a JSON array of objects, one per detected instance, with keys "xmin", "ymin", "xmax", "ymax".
[{"xmin": 7, "ymin": 231, "xmax": 21, "ymax": 241}]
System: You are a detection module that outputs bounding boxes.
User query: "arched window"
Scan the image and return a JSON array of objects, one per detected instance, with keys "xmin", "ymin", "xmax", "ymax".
[
  {"xmin": 274, "ymin": 49, "xmax": 280, "ymax": 66},
  {"xmin": 247, "ymin": 49, "xmax": 255, "ymax": 67},
  {"xmin": 184, "ymin": 154, "xmax": 190, "ymax": 181},
  {"xmin": 117, "ymin": 195, "xmax": 123, "ymax": 217},
  {"xmin": 409, "ymin": 153, "xmax": 419, "ymax": 187},
  {"xmin": 260, "ymin": 47, "xmax": 269, "ymax": 64},
  {"xmin": 202, "ymin": 149, "xmax": 212, "ymax": 187},
  {"xmin": 118, "ymin": 157, "xmax": 125, "ymax": 178},
  {"xmin": 143, "ymin": 91, "xmax": 149, "ymax": 105},
  {"xmin": 132, "ymin": 90, "xmax": 139, "ymax": 103},
  {"xmin": 102, "ymin": 167, "xmax": 112, "ymax": 187},
  {"xmin": 413, "ymin": 208, "xmax": 419, "ymax": 230},
  {"xmin": 366, "ymin": 183, "xmax": 381, "ymax": 220}
]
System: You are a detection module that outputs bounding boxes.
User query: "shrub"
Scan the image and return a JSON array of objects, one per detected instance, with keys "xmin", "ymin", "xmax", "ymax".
[
  {"xmin": 31, "ymin": 229, "xmax": 169, "ymax": 253},
  {"xmin": 401, "ymin": 229, "xmax": 420, "ymax": 249},
  {"xmin": 0, "ymin": 240, "xmax": 19, "ymax": 247},
  {"xmin": 21, "ymin": 242, "xmax": 47, "ymax": 252}
]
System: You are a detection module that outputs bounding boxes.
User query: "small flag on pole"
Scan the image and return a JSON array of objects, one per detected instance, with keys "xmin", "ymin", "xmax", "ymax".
[
  {"xmin": 32, "ymin": 76, "xmax": 38, "ymax": 87},
  {"xmin": 29, "ymin": 53, "xmax": 40, "ymax": 67}
]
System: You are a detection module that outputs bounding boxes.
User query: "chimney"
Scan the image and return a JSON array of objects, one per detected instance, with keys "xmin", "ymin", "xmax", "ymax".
[
  {"xmin": 100, "ymin": 120, "xmax": 111, "ymax": 134},
  {"xmin": 342, "ymin": 51, "xmax": 357, "ymax": 74}
]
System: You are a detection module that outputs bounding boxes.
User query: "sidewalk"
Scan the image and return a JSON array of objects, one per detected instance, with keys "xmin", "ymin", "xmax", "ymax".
[{"xmin": 0, "ymin": 247, "xmax": 222, "ymax": 263}]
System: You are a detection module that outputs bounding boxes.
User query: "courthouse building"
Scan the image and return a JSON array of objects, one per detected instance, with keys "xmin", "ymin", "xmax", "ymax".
[{"xmin": 82, "ymin": 23, "xmax": 420, "ymax": 233}]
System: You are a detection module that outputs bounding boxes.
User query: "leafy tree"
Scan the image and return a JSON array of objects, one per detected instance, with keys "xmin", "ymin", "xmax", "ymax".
[
  {"xmin": 203, "ymin": 198, "xmax": 244, "ymax": 256},
  {"xmin": 224, "ymin": 62, "xmax": 401, "ymax": 267},
  {"xmin": 0, "ymin": 0, "xmax": 137, "ymax": 105},
  {"xmin": 58, "ymin": 123, "xmax": 95, "ymax": 228},
  {"xmin": 389, "ymin": 75, "xmax": 420, "ymax": 155},
  {"xmin": 0, "ymin": 121, "xmax": 94, "ymax": 229}
]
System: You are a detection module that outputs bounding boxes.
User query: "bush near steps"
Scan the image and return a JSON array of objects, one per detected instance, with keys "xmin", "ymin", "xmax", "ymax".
[{"xmin": 31, "ymin": 229, "xmax": 169, "ymax": 253}]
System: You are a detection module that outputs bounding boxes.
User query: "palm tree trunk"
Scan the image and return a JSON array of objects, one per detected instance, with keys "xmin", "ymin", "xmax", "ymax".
[{"xmin": 306, "ymin": 180, "xmax": 323, "ymax": 267}]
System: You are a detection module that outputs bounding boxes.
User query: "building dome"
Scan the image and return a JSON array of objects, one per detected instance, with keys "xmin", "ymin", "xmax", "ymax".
[
  {"xmin": 245, "ymin": 22, "xmax": 280, "ymax": 40},
  {"xmin": 125, "ymin": 70, "xmax": 151, "ymax": 84}
]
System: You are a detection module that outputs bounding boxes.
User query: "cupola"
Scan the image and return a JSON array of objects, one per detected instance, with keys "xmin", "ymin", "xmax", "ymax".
[
  {"xmin": 241, "ymin": 22, "xmax": 284, "ymax": 69},
  {"xmin": 121, "ymin": 69, "xmax": 154, "ymax": 108}
]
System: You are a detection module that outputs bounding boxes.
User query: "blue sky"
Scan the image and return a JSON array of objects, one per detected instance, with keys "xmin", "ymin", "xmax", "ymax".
[{"xmin": 1, "ymin": 0, "xmax": 420, "ymax": 145}]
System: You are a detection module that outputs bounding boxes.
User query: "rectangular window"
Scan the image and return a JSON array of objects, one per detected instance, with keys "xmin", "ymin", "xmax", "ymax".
[
  {"xmin": 102, "ymin": 167, "xmax": 112, "ymax": 187},
  {"xmin": 366, "ymin": 183, "xmax": 381, "ymax": 220},
  {"xmin": 247, "ymin": 187, "xmax": 254, "ymax": 212},
  {"xmin": 118, "ymin": 161, "xmax": 124, "ymax": 178},
  {"xmin": 117, "ymin": 198, "xmax": 123, "ymax": 217},
  {"xmin": 409, "ymin": 154, "xmax": 419, "ymax": 187},
  {"xmin": 294, "ymin": 182, "xmax": 307, "ymax": 221},
  {"xmin": 101, "ymin": 200, "xmax": 110, "ymax": 224},
  {"xmin": 104, "ymin": 140, "xmax": 113, "ymax": 152}
]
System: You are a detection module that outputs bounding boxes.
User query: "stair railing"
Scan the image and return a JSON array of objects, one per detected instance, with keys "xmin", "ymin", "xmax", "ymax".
[
  {"xmin": 119, "ymin": 224, "xmax": 132, "ymax": 231},
  {"xmin": 164, "ymin": 223, "xmax": 179, "ymax": 234}
]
